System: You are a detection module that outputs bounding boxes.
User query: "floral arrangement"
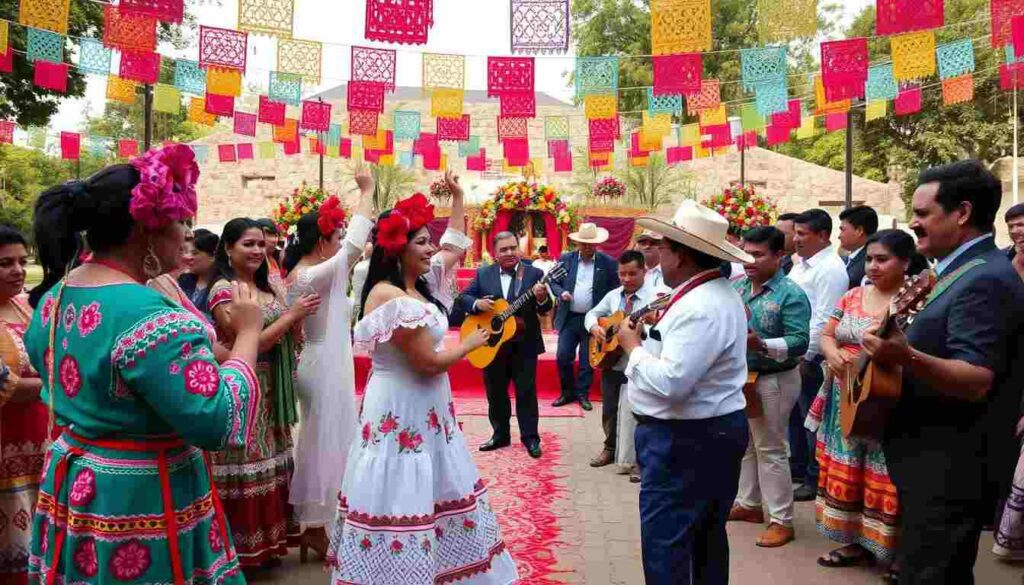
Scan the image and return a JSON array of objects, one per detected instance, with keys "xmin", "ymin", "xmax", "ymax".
[
  {"xmin": 592, "ymin": 176, "xmax": 626, "ymax": 200},
  {"xmin": 271, "ymin": 184, "xmax": 348, "ymax": 236},
  {"xmin": 472, "ymin": 181, "xmax": 577, "ymax": 232},
  {"xmin": 129, "ymin": 144, "xmax": 199, "ymax": 230},
  {"xmin": 428, "ymin": 175, "xmax": 452, "ymax": 204},
  {"xmin": 377, "ymin": 193, "xmax": 435, "ymax": 256},
  {"xmin": 704, "ymin": 183, "xmax": 779, "ymax": 236}
]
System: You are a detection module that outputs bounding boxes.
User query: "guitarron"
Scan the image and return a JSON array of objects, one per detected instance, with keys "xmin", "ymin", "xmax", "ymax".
[
  {"xmin": 461, "ymin": 263, "xmax": 567, "ymax": 369},
  {"xmin": 588, "ymin": 294, "xmax": 671, "ymax": 369},
  {"xmin": 840, "ymin": 270, "xmax": 936, "ymax": 441}
]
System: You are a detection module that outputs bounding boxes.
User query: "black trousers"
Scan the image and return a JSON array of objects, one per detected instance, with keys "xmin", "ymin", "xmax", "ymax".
[
  {"xmin": 482, "ymin": 341, "xmax": 539, "ymax": 444},
  {"xmin": 601, "ymin": 369, "xmax": 626, "ymax": 452},
  {"xmin": 896, "ymin": 494, "xmax": 985, "ymax": 585}
]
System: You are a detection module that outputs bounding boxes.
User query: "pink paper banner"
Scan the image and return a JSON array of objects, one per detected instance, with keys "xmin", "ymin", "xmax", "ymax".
[
  {"xmin": 233, "ymin": 111, "xmax": 257, "ymax": 136},
  {"xmin": 237, "ymin": 143, "xmax": 254, "ymax": 160},
  {"xmin": 205, "ymin": 92, "xmax": 234, "ymax": 116},
  {"xmin": 34, "ymin": 61, "xmax": 68, "ymax": 93},
  {"xmin": 258, "ymin": 95, "xmax": 286, "ymax": 126},
  {"xmin": 60, "ymin": 132, "xmax": 80, "ymax": 160}
]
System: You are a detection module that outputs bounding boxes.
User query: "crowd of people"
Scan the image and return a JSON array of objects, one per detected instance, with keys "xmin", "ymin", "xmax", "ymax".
[{"xmin": 0, "ymin": 144, "xmax": 1020, "ymax": 585}]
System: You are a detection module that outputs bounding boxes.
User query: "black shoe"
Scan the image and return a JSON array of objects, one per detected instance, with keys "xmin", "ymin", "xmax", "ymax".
[
  {"xmin": 551, "ymin": 395, "xmax": 575, "ymax": 407},
  {"xmin": 524, "ymin": 439, "xmax": 542, "ymax": 459},
  {"xmin": 793, "ymin": 484, "xmax": 816, "ymax": 502},
  {"xmin": 579, "ymin": 397, "xmax": 593, "ymax": 411},
  {"xmin": 479, "ymin": 437, "xmax": 511, "ymax": 452}
]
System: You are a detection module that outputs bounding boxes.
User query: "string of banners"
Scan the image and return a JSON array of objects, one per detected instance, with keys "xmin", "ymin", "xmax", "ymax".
[{"xmin": 8, "ymin": 0, "xmax": 1024, "ymax": 172}]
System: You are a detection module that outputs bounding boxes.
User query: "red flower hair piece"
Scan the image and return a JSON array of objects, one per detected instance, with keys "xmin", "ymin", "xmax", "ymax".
[
  {"xmin": 394, "ymin": 192, "xmax": 434, "ymax": 232},
  {"xmin": 316, "ymin": 196, "xmax": 346, "ymax": 237},
  {"xmin": 377, "ymin": 213, "xmax": 410, "ymax": 256}
]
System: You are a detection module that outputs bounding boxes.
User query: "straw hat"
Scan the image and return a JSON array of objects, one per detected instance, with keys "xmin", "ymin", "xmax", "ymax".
[
  {"xmin": 569, "ymin": 222, "xmax": 610, "ymax": 244},
  {"xmin": 635, "ymin": 230, "xmax": 663, "ymax": 243},
  {"xmin": 637, "ymin": 200, "xmax": 754, "ymax": 264}
]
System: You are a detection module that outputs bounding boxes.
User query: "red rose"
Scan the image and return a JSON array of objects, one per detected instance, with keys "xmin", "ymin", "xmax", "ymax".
[
  {"xmin": 317, "ymin": 196, "xmax": 347, "ymax": 237},
  {"xmin": 394, "ymin": 193, "xmax": 435, "ymax": 232},
  {"xmin": 376, "ymin": 214, "xmax": 410, "ymax": 256}
]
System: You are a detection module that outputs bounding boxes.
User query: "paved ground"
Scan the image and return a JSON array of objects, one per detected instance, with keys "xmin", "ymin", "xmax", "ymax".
[{"xmin": 257, "ymin": 411, "xmax": 1022, "ymax": 584}]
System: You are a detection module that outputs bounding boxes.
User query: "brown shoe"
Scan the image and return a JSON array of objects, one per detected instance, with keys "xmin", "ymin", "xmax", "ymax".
[
  {"xmin": 727, "ymin": 505, "xmax": 765, "ymax": 524},
  {"xmin": 756, "ymin": 523, "xmax": 795, "ymax": 548},
  {"xmin": 589, "ymin": 449, "xmax": 614, "ymax": 467}
]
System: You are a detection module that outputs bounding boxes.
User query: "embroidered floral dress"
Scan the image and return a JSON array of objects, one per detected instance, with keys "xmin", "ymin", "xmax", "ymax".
[
  {"xmin": 0, "ymin": 298, "xmax": 46, "ymax": 585},
  {"xmin": 23, "ymin": 283, "xmax": 260, "ymax": 584},
  {"xmin": 326, "ymin": 297, "xmax": 517, "ymax": 585},
  {"xmin": 208, "ymin": 282, "xmax": 299, "ymax": 568},
  {"xmin": 805, "ymin": 287, "xmax": 900, "ymax": 561}
]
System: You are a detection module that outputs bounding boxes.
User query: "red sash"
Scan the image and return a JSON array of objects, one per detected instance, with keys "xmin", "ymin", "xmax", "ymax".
[{"xmin": 652, "ymin": 269, "xmax": 724, "ymax": 327}]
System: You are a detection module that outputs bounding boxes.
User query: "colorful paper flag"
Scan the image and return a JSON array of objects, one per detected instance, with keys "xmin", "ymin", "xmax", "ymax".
[
  {"xmin": 487, "ymin": 56, "xmax": 534, "ymax": 97},
  {"xmin": 103, "ymin": 5, "xmax": 157, "ymax": 52},
  {"xmin": 278, "ymin": 38, "xmax": 322, "ymax": 84},
  {"xmin": 34, "ymin": 61, "xmax": 68, "ymax": 93},
  {"xmin": 106, "ymin": 75, "xmax": 137, "ymax": 104},
  {"xmin": 153, "ymin": 84, "xmax": 181, "ymax": 114},
  {"xmin": 423, "ymin": 53, "xmax": 465, "ymax": 89},
  {"xmin": 651, "ymin": 0, "xmax": 712, "ymax": 54},
  {"xmin": 218, "ymin": 144, "xmax": 237, "ymax": 163},
  {"xmin": 891, "ymin": 30, "xmax": 937, "ymax": 81},
  {"xmin": 118, "ymin": 139, "xmax": 138, "ymax": 157},
  {"xmin": 876, "ymin": 0, "xmax": 944, "ymax": 36},
  {"xmin": 510, "ymin": 0, "xmax": 569, "ymax": 54},
  {"xmin": 237, "ymin": 143, "xmax": 254, "ymax": 160},
  {"xmin": 207, "ymin": 67, "xmax": 242, "ymax": 97},
  {"xmin": 866, "ymin": 99, "xmax": 888, "ymax": 121},
  {"xmin": 431, "ymin": 88, "xmax": 464, "ymax": 117},
  {"xmin": 60, "ymin": 131, "xmax": 80, "ymax": 160},
  {"xmin": 238, "ymin": 0, "xmax": 295, "ymax": 38},
  {"xmin": 20, "ymin": 0, "xmax": 72, "ymax": 35},
  {"xmin": 199, "ymin": 25, "xmax": 248, "ymax": 71},
  {"xmin": 365, "ymin": 0, "xmax": 431, "ymax": 45}
]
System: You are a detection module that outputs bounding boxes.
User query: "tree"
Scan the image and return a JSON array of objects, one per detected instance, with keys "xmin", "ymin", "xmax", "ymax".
[
  {"xmin": 0, "ymin": 1, "xmax": 197, "ymax": 127},
  {"xmin": 622, "ymin": 154, "xmax": 696, "ymax": 209}
]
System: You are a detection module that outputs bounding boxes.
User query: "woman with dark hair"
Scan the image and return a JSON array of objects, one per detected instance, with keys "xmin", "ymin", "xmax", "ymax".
[
  {"xmin": 23, "ymin": 144, "xmax": 265, "ymax": 584},
  {"xmin": 256, "ymin": 218, "xmax": 284, "ymax": 292},
  {"xmin": 0, "ymin": 225, "xmax": 45, "ymax": 585},
  {"xmin": 805, "ymin": 229, "xmax": 925, "ymax": 582},
  {"xmin": 325, "ymin": 192, "xmax": 517, "ymax": 584},
  {"xmin": 207, "ymin": 217, "xmax": 320, "ymax": 572},
  {"xmin": 183, "ymin": 228, "xmax": 219, "ymax": 315},
  {"xmin": 283, "ymin": 169, "xmax": 374, "ymax": 560}
]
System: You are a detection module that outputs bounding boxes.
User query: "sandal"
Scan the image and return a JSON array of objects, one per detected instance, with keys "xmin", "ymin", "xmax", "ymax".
[{"xmin": 816, "ymin": 546, "xmax": 876, "ymax": 568}]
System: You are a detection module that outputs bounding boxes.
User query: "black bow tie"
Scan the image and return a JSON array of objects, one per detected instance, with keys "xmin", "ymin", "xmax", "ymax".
[{"xmin": 502, "ymin": 268, "xmax": 516, "ymax": 277}]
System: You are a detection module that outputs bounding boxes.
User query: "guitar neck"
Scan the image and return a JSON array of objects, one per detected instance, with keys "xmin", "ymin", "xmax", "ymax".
[{"xmin": 499, "ymin": 290, "xmax": 537, "ymax": 320}]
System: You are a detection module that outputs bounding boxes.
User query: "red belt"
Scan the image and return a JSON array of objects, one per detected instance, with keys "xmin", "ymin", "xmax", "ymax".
[{"xmin": 46, "ymin": 431, "xmax": 233, "ymax": 585}]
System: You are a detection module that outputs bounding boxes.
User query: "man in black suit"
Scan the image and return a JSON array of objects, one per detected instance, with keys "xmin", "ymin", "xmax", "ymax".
[
  {"xmin": 776, "ymin": 213, "xmax": 799, "ymax": 275},
  {"xmin": 1005, "ymin": 203, "xmax": 1024, "ymax": 279},
  {"xmin": 864, "ymin": 161, "xmax": 1024, "ymax": 584},
  {"xmin": 838, "ymin": 205, "xmax": 878, "ymax": 289},
  {"xmin": 549, "ymin": 223, "xmax": 620, "ymax": 411},
  {"xmin": 460, "ymin": 231, "xmax": 551, "ymax": 458}
]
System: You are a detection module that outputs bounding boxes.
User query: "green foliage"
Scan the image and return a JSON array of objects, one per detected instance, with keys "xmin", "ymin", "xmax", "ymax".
[{"xmin": 622, "ymin": 155, "xmax": 694, "ymax": 209}]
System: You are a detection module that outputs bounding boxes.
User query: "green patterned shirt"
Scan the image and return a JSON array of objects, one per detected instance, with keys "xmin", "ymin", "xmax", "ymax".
[{"xmin": 733, "ymin": 270, "xmax": 811, "ymax": 373}]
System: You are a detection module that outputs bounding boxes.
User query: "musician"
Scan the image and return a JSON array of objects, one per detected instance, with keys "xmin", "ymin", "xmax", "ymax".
[
  {"xmin": 838, "ymin": 205, "xmax": 879, "ymax": 290},
  {"xmin": 459, "ymin": 231, "xmax": 551, "ymax": 458},
  {"xmin": 636, "ymin": 230, "xmax": 664, "ymax": 289},
  {"xmin": 863, "ymin": 161, "xmax": 1024, "ymax": 584},
  {"xmin": 616, "ymin": 200, "xmax": 754, "ymax": 584},
  {"xmin": 549, "ymin": 223, "xmax": 620, "ymax": 411},
  {"xmin": 729, "ymin": 226, "xmax": 810, "ymax": 549},
  {"xmin": 584, "ymin": 250, "xmax": 668, "ymax": 469}
]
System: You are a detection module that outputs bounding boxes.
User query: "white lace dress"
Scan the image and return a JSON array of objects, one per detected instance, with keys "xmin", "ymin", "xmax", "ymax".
[
  {"xmin": 326, "ymin": 296, "xmax": 518, "ymax": 585},
  {"xmin": 285, "ymin": 215, "xmax": 373, "ymax": 529}
]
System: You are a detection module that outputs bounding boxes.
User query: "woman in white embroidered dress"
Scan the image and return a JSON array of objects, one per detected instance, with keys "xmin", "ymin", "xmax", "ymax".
[
  {"xmin": 326, "ymin": 190, "xmax": 518, "ymax": 584},
  {"xmin": 282, "ymin": 169, "xmax": 374, "ymax": 560}
]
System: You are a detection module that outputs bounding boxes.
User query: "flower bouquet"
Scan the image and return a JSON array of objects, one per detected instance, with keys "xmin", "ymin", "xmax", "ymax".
[
  {"xmin": 473, "ymin": 182, "xmax": 577, "ymax": 232},
  {"xmin": 271, "ymin": 185, "xmax": 348, "ymax": 236},
  {"xmin": 592, "ymin": 176, "xmax": 626, "ymax": 200},
  {"xmin": 428, "ymin": 175, "xmax": 452, "ymax": 205},
  {"xmin": 704, "ymin": 183, "xmax": 779, "ymax": 236}
]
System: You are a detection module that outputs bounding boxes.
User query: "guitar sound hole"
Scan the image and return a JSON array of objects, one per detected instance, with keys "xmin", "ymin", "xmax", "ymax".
[{"xmin": 490, "ymin": 317, "xmax": 504, "ymax": 331}]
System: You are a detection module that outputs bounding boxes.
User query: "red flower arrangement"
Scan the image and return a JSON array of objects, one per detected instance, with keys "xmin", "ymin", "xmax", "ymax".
[
  {"xmin": 704, "ymin": 183, "xmax": 779, "ymax": 236},
  {"xmin": 316, "ymin": 196, "xmax": 347, "ymax": 237},
  {"xmin": 394, "ymin": 193, "xmax": 434, "ymax": 231},
  {"xmin": 377, "ymin": 193, "xmax": 436, "ymax": 256}
]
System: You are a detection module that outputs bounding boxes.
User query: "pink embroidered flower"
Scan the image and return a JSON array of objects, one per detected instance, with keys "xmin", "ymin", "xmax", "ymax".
[
  {"xmin": 448, "ymin": 401, "xmax": 456, "ymax": 421},
  {"xmin": 76, "ymin": 302, "xmax": 102, "ymax": 337},
  {"xmin": 62, "ymin": 304, "xmax": 76, "ymax": 333},
  {"xmin": 39, "ymin": 522, "xmax": 48, "ymax": 554},
  {"xmin": 41, "ymin": 296, "xmax": 54, "ymax": 325},
  {"xmin": 434, "ymin": 527, "xmax": 444, "ymax": 539},
  {"xmin": 462, "ymin": 518, "xmax": 477, "ymax": 532},
  {"xmin": 59, "ymin": 355, "xmax": 82, "ymax": 398},
  {"xmin": 169, "ymin": 363, "xmax": 180, "ymax": 375},
  {"xmin": 180, "ymin": 342, "xmax": 193, "ymax": 358},
  {"xmin": 109, "ymin": 539, "xmax": 151, "ymax": 581},
  {"xmin": 73, "ymin": 538, "xmax": 98, "ymax": 577},
  {"xmin": 421, "ymin": 538, "xmax": 432, "ymax": 553},
  {"xmin": 359, "ymin": 536, "xmax": 372, "ymax": 551},
  {"xmin": 129, "ymin": 144, "xmax": 199, "ymax": 230},
  {"xmin": 397, "ymin": 428, "xmax": 423, "ymax": 454},
  {"xmin": 69, "ymin": 468, "xmax": 96, "ymax": 507},
  {"xmin": 389, "ymin": 539, "xmax": 404, "ymax": 555},
  {"xmin": 183, "ymin": 360, "xmax": 219, "ymax": 397},
  {"xmin": 361, "ymin": 422, "xmax": 372, "ymax": 446},
  {"xmin": 378, "ymin": 412, "xmax": 399, "ymax": 435},
  {"xmin": 426, "ymin": 408, "xmax": 441, "ymax": 434},
  {"xmin": 208, "ymin": 519, "xmax": 223, "ymax": 553}
]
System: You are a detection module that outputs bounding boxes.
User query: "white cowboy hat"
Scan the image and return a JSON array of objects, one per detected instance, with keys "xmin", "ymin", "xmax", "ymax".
[
  {"xmin": 635, "ymin": 229, "xmax": 663, "ymax": 242},
  {"xmin": 637, "ymin": 200, "xmax": 754, "ymax": 264},
  {"xmin": 569, "ymin": 222, "xmax": 610, "ymax": 244}
]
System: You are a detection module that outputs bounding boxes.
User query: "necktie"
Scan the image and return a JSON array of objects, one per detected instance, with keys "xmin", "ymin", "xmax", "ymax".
[{"xmin": 624, "ymin": 293, "xmax": 635, "ymax": 314}]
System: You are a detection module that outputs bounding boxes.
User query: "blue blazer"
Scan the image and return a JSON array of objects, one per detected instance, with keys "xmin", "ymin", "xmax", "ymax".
[
  {"xmin": 885, "ymin": 237, "xmax": 1024, "ymax": 505},
  {"xmin": 458, "ymin": 262, "xmax": 552, "ymax": 356},
  {"xmin": 548, "ymin": 250, "xmax": 620, "ymax": 331}
]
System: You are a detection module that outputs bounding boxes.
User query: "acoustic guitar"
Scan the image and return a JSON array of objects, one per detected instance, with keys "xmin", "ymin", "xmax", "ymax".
[
  {"xmin": 840, "ymin": 270, "xmax": 936, "ymax": 441},
  {"xmin": 587, "ymin": 294, "xmax": 672, "ymax": 369},
  {"xmin": 461, "ymin": 263, "xmax": 567, "ymax": 369}
]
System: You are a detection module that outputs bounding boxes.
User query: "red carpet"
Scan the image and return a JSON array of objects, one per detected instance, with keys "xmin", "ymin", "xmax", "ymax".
[
  {"xmin": 467, "ymin": 426, "xmax": 566, "ymax": 584},
  {"xmin": 454, "ymin": 397, "xmax": 584, "ymax": 418},
  {"xmin": 355, "ymin": 330, "xmax": 603, "ymax": 400}
]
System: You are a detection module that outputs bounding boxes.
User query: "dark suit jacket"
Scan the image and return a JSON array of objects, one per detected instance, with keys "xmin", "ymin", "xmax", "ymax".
[
  {"xmin": 780, "ymin": 254, "xmax": 794, "ymax": 275},
  {"xmin": 548, "ymin": 251, "xmax": 620, "ymax": 331},
  {"xmin": 884, "ymin": 238, "xmax": 1024, "ymax": 505},
  {"xmin": 458, "ymin": 262, "xmax": 552, "ymax": 356},
  {"xmin": 845, "ymin": 248, "xmax": 867, "ymax": 290}
]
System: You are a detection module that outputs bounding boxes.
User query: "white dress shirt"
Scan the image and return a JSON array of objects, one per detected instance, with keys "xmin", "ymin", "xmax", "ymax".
[
  {"xmin": 532, "ymin": 258, "xmax": 555, "ymax": 275},
  {"xmin": 426, "ymin": 228, "xmax": 473, "ymax": 313},
  {"xmin": 644, "ymin": 264, "xmax": 663, "ymax": 289},
  {"xmin": 934, "ymin": 233, "xmax": 994, "ymax": 276},
  {"xmin": 585, "ymin": 282, "xmax": 671, "ymax": 371},
  {"xmin": 787, "ymin": 245, "xmax": 849, "ymax": 359},
  {"xmin": 570, "ymin": 256, "xmax": 595, "ymax": 313},
  {"xmin": 498, "ymin": 263, "xmax": 519, "ymax": 299},
  {"xmin": 625, "ymin": 275, "xmax": 748, "ymax": 420}
]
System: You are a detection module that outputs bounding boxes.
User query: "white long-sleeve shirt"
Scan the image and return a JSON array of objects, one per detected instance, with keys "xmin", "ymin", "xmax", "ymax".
[
  {"xmin": 625, "ymin": 275, "xmax": 748, "ymax": 420},
  {"xmin": 426, "ymin": 228, "xmax": 473, "ymax": 313},
  {"xmin": 585, "ymin": 283, "xmax": 670, "ymax": 371},
  {"xmin": 787, "ymin": 245, "xmax": 849, "ymax": 359}
]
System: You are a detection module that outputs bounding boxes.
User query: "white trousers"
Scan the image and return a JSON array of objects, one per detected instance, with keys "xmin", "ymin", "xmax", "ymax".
[
  {"xmin": 734, "ymin": 368, "xmax": 801, "ymax": 526},
  {"xmin": 616, "ymin": 382, "xmax": 637, "ymax": 470}
]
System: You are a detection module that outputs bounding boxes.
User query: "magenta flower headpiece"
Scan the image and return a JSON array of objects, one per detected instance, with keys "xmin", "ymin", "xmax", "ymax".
[{"xmin": 128, "ymin": 143, "xmax": 200, "ymax": 230}]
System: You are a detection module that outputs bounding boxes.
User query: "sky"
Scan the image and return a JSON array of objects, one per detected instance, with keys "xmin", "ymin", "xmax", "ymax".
[{"xmin": 48, "ymin": 0, "xmax": 874, "ymax": 134}]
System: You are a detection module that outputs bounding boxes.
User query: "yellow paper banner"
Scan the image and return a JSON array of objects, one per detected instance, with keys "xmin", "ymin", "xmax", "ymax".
[
  {"xmin": 188, "ymin": 98, "xmax": 217, "ymax": 126},
  {"xmin": 796, "ymin": 116, "xmax": 818, "ymax": 140},
  {"xmin": 431, "ymin": 88, "xmax": 464, "ymax": 118},
  {"xmin": 378, "ymin": 154, "xmax": 395, "ymax": 167},
  {"xmin": 153, "ymin": 84, "xmax": 181, "ymax": 114},
  {"xmin": 814, "ymin": 75, "xmax": 851, "ymax": 114},
  {"xmin": 207, "ymin": 67, "xmax": 242, "ymax": 97},
  {"xmin": 19, "ymin": 0, "xmax": 71, "ymax": 35},
  {"xmin": 362, "ymin": 130, "xmax": 389, "ymax": 151},
  {"xmin": 0, "ymin": 22, "xmax": 9, "ymax": 52},
  {"xmin": 865, "ymin": 100, "xmax": 888, "ymax": 122},
  {"xmin": 585, "ymin": 94, "xmax": 618, "ymax": 120},
  {"xmin": 258, "ymin": 142, "xmax": 277, "ymax": 159},
  {"xmin": 642, "ymin": 111, "xmax": 673, "ymax": 137},
  {"xmin": 891, "ymin": 30, "xmax": 936, "ymax": 82},
  {"xmin": 698, "ymin": 104, "xmax": 727, "ymax": 127},
  {"xmin": 651, "ymin": 0, "xmax": 712, "ymax": 55},
  {"xmin": 106, "ymin": 75, "xmax": 137, "ymax": 104},
  {"xmin": 756, "ymin": 0, "xmax": 816, "ymax": 44}
]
